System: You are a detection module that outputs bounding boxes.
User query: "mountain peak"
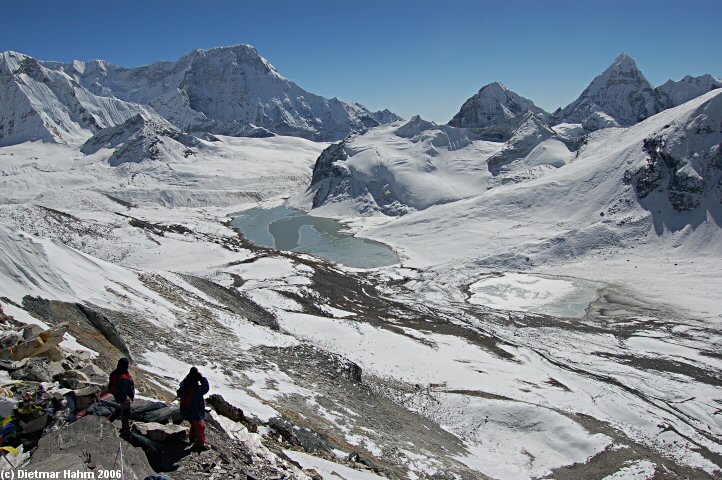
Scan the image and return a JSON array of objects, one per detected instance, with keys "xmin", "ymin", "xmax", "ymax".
[
  {"xmin": 605, "ymin": 52, "xmax": 641, "ymax": 77},
  {"xmin": 0, "ymin": 50, "xmax": 31, "ymax": 74},
  {"xmin": 448, "ymin": 82, "xmax": 547, "ymax": 133},
  {"xmin": 194, "ymin": 43, "xmax": 260, "ymax": 58},
  {"xmin": 560, "ymin": 53, "xmax": 656, "ymax": 126}
]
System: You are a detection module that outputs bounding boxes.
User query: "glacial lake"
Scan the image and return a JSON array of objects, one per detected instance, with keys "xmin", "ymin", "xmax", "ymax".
[{"xmin": 231, "ymin": 206, "xmax": 400, "ymax": 268}]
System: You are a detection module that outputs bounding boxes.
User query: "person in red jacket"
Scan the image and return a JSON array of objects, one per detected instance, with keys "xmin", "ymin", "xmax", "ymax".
[
  {"xmin": 107, "ymin": 357, "xmax": 135, "ymax": 432},
  {"xmin": 177, "ymin": 367, "xmax": 210, "ymax": 450}
]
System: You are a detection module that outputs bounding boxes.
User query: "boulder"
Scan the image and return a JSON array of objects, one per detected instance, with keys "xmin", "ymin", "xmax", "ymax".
[
  {"xmin": 348, "ymin": 451, "xmax": 379, "ymax": 471},
  {"xmin": 0, "ymin": 323, "xmax": 68, "ymax": 361},
  {"xmin": 268, "ymin": 417, "xmax": 334, "ymax": 454},
  {"xmin": 27, "ymin": 415, "xmax": 153, "ymax": 480},
  {"xmin": 0, "ymin": 396, "xmax": 17, "ymax": 417},
  {"xmin": 207, "ymin": 393, "xmax": 244, "ymax": 422},
  {"xmin": 54, "ymin": 369, "xmax": 96, "ymax": 389},
  {"xmin": 10, "ymin": 358, "xmax": 65, "ymax": 383},
  {"xmin": 134, "ymin": 421, "xmax": 186, "ymax": 443},
  {"xmin": 137, "ymin": 405, "xmax": 181, "ymax": 424},
  {"xmin": 17, "ymin": 412, "xmax": 48, "ymax": 434},
  {"xmin": 80, "ymin": 363, "xmax": 107, "ymax": 383},
  {"xmin": 72, "ymin": 385, "xmax": 101, "ymax": 411}
]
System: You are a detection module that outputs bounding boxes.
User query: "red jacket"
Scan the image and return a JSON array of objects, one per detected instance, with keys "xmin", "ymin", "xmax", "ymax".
[{"xmin": 109, "ymin": 370, "xmax": 135, "ymax": 403}]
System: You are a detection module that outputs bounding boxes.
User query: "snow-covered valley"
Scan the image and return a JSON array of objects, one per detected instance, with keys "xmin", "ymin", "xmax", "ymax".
[{"xmin": 0, "ymin": 47, "xmax": 721, "ymax": 479}]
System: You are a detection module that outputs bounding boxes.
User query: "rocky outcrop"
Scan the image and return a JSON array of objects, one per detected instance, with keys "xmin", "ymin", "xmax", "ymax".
[
  {"xmin": 309, "ymin": 141, "xmax": 351, "ymax": 209},
  {"xmin": 487, "ymin": 112, "xmax": 557, "ymax": 175},
  {"xmin": 626, "ymin": 91, "xmax": 722, "ymax": 212},
  {"xmin": 28, "ymin": 415, "xmax": 153, "ymax": 479},
  {"xmin": 81, "ymin": 112, "xmax": 200, "ymax": 166}
]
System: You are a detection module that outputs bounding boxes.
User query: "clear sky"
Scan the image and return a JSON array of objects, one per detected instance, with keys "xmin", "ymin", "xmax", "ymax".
[{"xmin": 2, "ymin": 0, "xmax": 721, "ymax": 122}]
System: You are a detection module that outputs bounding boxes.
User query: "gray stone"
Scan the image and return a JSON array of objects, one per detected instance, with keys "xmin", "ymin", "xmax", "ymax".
[
  {"xmin": 10, "ymin": 357, "xmax": 65, "ymax": 382},
  {"xmin": 267, "ymin": 417, "xmax": 334, "ymax": 454},
  {"xmin": 28, "ymin": 415, "xmax": 152, "ymax": 480},
  {"xmin": 207, "ymin": 394, "xmax": 244, "ymax": 422},
  {"xmin": 134, "ymin": 421, "xmax": 186, "ymax": 442}
]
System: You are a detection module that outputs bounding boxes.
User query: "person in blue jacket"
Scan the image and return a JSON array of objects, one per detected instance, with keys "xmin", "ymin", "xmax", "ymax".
[{"xmin": 176, "ymin": 367, "xmax": 210, "ymax": 449}]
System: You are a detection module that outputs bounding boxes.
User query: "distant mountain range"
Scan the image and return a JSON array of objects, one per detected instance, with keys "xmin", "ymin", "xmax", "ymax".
[
  {"xmin": 306, "ymin": 53, "xmax": 722, "ymax": 219},
  {"xmin": 1, "ymin": 46, "xmax": 719, "ymax": 170},
  {"xmin": 447, "ymin": 54, "xmax": 721, "ymax": 138},
  {"xmin": 0, "ymin": 45, "xmax": 401, "ymax": 147}
]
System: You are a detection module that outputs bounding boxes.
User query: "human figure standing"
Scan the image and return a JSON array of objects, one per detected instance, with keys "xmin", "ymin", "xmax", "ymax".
[
  {"xmin": 108, "ymin": 357, "xmax": 135, "ymax": 432},
  {"xmin": 177, "ymin": 367, "xmax": 210, "ymax": 450}
]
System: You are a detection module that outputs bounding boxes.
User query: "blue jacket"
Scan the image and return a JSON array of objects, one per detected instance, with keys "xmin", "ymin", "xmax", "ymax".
[{"xmin": 177, "ymin": 376, "xmax": 209, "ymax": 421}]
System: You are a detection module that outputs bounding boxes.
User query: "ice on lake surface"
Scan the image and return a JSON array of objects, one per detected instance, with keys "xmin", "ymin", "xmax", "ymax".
[
  {"xmin": 468, "ymin": 272, "xmax": 603, "ymax": 318},
  {"xmin": 232, "ymin": 206, "xmax": 399, "ymax": 269}
]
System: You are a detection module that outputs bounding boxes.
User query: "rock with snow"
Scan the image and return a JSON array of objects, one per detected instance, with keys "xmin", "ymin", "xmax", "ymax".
[
  {"xmin": 487, "ymin": 112, "xmax": 560, "ymax": 175},
  {"xmin": 49, "ymin": 45, "xmax": 398, "ymax": 141},
  {"xmin": 582, "ymin": 111, "xmax": 621, "ymax": 132},
  {"xmin": 656, "ymin": 74, "xmax": 722, "ymax": 108},
  {"xmin": 81, "ymin": 112, "xmax": 200, "ymax": 166},
  {"xmin": 370, "ymin": 108, "xmax": 403, "ymax": 125},
  {"xmin": 134, "ymin": 421, "xmax": 186, "ymax": 443},
  {"xmin": 560, "ymin": 53, "xmax": 664, "ymax": 126},
  {"xmin": 448, "ymin": 81, "xmax": 548, "ymax": 138}
]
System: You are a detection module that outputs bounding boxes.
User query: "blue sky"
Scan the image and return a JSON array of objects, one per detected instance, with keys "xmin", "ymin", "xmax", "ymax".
[{"xmin": 2, "ymin": 0, "xmax": 720, "ymax": 122}]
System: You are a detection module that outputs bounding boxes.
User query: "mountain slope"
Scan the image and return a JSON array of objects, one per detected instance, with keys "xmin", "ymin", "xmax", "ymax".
[
  {"xmin": 0, "ymin": 51, "xmax": 147, "ymax": 146},
  {"xmin": 304, "ymin": 117, "xmax": 504, "ymax": 216},
  {"xmin": 367, "ymin": 89, "xmax": 722, "ymax": 269},
  {"xmin": 47, "ymin": 45, "xmax": 394, "ymax": 141},
  {"xmin": 560, "ymin": 53, "xmax": 663, "ymax": 127}
]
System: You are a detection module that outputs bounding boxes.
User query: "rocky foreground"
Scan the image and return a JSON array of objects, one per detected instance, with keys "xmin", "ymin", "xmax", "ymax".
[{"xmin": 0, "ymin": 306, "xmax": 389, "ymax": 479}]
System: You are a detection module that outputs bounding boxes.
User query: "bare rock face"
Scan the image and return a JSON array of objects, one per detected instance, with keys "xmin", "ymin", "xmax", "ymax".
[{"xmin": 28, "ymin": 415, "xmax": 153, "ymax": 480}]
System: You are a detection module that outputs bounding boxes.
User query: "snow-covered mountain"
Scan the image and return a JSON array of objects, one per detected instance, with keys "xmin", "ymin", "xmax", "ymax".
[
  {"xmin": 306, "ymin": 83, "xmax": 722, "ymax": 231},
  {"xmin": 656, "ymin": 73, "xmax": 722, "ymax": 108},
  {"xmin": 447, "ymin": 81, "xmax": 548, "ymax": 138},
  {"xmin": 44, "ymin": 45, "xmax": 395, "ymax": 141},
  {"xmin": 0, "ymin": 51, "xmax": 147, "ymax": 146},
  {"xmin": 559, "ymin": 53, "xmax": 663, "ymax": 127},
  {"xmin": 365, "ymin": 89, "xmax": 722, "ymax": 268}
]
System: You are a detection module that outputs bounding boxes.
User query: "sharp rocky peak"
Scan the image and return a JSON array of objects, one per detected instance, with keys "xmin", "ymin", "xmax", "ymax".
[{"xmin": 559, "ymin": 53, "xmax": 658, "ymax": 126}]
